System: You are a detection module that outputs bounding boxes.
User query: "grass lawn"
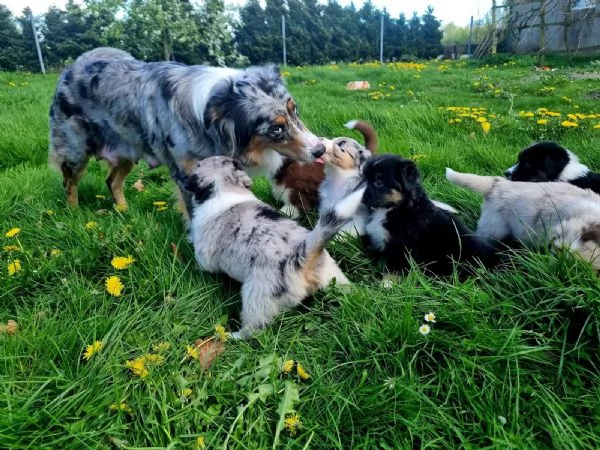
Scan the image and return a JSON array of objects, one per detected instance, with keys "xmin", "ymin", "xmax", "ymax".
[{"xmin": 1, "ymin": 56, "xmax": 600, "ymax": 449}]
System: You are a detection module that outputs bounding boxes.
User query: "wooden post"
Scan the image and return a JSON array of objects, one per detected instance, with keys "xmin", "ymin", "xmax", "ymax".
[{"xmin": 491, "ymin": 0, "xmax": 498, "ymax": 54}]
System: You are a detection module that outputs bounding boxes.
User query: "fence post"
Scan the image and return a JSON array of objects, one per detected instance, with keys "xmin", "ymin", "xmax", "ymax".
[
  {"xmin": 30, "ymin": 11, "xmax": 46, "ymax": 74},
  {"xmin": 379, "ymin": 13, "xmax": 384, "ymax": 63},
  {"xmin": 281, "ymin": 15, "xmax": 287, "ymax": 67},
  {"xmin": 467, "ymin": 15, "xmax": 474, "ymax": 56}
]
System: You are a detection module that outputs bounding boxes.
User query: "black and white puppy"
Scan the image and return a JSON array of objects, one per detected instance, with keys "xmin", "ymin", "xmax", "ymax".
[
  {"xmin": 177, "ymin": 156, "xmax": 365, "ymax": 338},
  {"xmin": 361, "ymin": 155, "xmax": 497, "ymax": 276},
  {"xmin": 505, "ymin": 141, "xmax": 600, "ymax": 193}
]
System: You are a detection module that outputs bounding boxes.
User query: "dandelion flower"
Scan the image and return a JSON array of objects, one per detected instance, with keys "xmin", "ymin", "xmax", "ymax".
[
  {"xmin": 424, "ymin": 312, "xmax": 436, "ymax": 323},
  {"xmin": 537, "ymin": 119, "xmax": 548, "ymax": 125},
  {"xmin": 153, "ymin": 341, "xmax": 171, "ymax": 352},
  {"xmin": 281, "ymin": 359, "xmax": 294, "ymax": 374},
  {"xmin": 186, "ymin": 344, "xmax": 199, "ymax": 360},
  {"xmin": 105, "ymin": 276, "xmax": 124, "ymax": 297},
  {"xmin": 50, "ymin": 249, "xmax": 62, "ymax": 257},
  {"xmin": 481, "ymin": 121, "xmax": 491, "ymax": 133},
  {"xmin": 109, "ymin": 402, "xmax": 132, "ymax": 413},
  {"xmin": 125, "ymin": 357, "xmax": 149, "ymax": 378},
  {"xmin": 594, "ymin": 124, "xmax": 600, "ymax": 129},
  {"xmin": 46, "ymin": 209, "xmax": 54, "ymax": 216},
  {"xmin": 7, "ymin": 260, "xmax": 21, "ymax": 275},
  {"xmin": 5, "ymin": 227, "xmax": 21, "ymax": 238},
  {"xmin": 524, "ymin": 112, "xmax": 534, "ymax": 118},
  {"xmin": 95, "ymin": 194, "xmax": 106, "ymax": 199},
  {"xmin": 284, "ymin": 413, "xmax": 302, "ymax": 436},
  {"xmin": 83, "ymin": 340, "xmax": 104, "ymax": 360},
  {"xmin": 419, "ymin": 324, "xmax": 431, "ymax": 336},
  {"xmin": 143, "ymin": 353, "xmax": 165, "ymax": 365},
  {"xmin": 476, "ymin": 117, "xmax": 487, "ymax": 123},
  {"xmin": 3, "ymin": 245, "xmax": 20, "ymax": 252},
  {"xmin": 153, "ymin": 201, "xmax": 167, "ymax": 207},
  {"xmin": 561, "ymin": 120, "xmax": 578, "ymax": 128},
  {"xmin": 567, "ymin": 113, "xmax": 578, "ymax": 121},
  {"xmin": 85, "ymin": 221, "xmax": 97, "ymax": 230},
  {"xmin": 296, "ymin": 363, "xmax": 311, "ymax": 381},
  {"xmin": 111, "ymin": 255, "xmax": 135, "ymax": 270},
  {"xmin": 179, "ymin": 388, "xmax": 193, "ymax": 398},
  {"xmin": 196, "ymin": 436, "xmax": 206, "ymax": 449},
  {"xmin": 214, "ymin": 324, "xmax": 230, "ymax": 342}
]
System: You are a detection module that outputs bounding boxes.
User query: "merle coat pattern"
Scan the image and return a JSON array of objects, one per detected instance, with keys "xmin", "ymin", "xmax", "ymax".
[
  {"xmin": 49, "ymin": 47, "xmax": 324, "ymax": 207},
  {"xmin": 178, "ymin": 156, "xmax": 365, "ymax": 338}
]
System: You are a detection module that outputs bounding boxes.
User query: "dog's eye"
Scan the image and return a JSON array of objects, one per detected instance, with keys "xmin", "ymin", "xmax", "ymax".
[{"xmin": 269, "ymin": 125, "xmax": 285, "ymax": 140}]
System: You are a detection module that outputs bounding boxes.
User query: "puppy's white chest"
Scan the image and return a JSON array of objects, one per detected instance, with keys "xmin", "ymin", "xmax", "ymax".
[{"xmin": 366, "ymin": 208, "xmax": 391, "ymax": 251}]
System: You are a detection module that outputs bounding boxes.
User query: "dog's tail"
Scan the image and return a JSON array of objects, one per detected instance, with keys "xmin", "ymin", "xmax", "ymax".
[
  {"xmin": 345, "ymin": 120, "xmax": 378, "ymax": 153},
  {"xmin": 445, "ymin": 168, "xmax": 501, "ymax": 196},
  {"xmin": 291, "ymin": 186, "xmax": 365, "ymax": 284}
]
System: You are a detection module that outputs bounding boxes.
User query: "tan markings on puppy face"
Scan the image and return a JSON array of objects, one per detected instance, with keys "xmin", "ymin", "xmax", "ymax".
[
  {"xmin": 323, "ymin": 138, "xmax": 362, "ymax": 170},
  {"xmin": 384, "ymin": 189, "xmax": 404, "ymax": 204}
]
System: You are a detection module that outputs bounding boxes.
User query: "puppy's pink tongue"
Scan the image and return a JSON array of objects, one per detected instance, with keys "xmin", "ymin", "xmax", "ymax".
[{"xmin": 314, "ymin": 157, "xmax": 325, "ymax": 165}]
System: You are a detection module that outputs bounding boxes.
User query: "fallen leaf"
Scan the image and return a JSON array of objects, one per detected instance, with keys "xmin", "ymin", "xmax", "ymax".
[
  {"xmin": 132, "ymin": 179, "xmax": 145, "ymax": 192},
  {"xmin": 95, "ymin": 209, "xmax": 110, "ymax": 216},
  {"xmin": 6, "ymin": 320, "xmax": 18, "ymax": 335},
  {"xmin": 193, "ymin": 338, "xmax": 225, "ymax": 369}
]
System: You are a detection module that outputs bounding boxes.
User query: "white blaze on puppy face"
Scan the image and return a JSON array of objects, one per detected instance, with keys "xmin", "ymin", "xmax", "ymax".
[{"xmin": 558, "ymin": 149, "xmax": 589, "ymax": 182}]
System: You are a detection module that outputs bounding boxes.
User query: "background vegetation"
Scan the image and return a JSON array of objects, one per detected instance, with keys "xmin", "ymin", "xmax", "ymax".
[
  {"xmin": 0, "ymin": 0, "xmax": 444, "ymax": 69},
  {"xmin": 1, "ymin": 56, "xmax": 600, "ymax": 448}
]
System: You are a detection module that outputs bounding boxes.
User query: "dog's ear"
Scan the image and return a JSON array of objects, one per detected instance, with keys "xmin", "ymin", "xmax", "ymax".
[
  {"xmin": 396, "ymin": 160, "xmax": 420, "ymax": 193},
  {"xmin": 180, "ymin": 174, "xmax": 199, "ymax": 193}
]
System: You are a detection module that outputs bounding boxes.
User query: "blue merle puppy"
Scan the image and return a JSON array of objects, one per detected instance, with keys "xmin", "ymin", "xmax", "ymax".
[
  {"xmin": 177, "ymin": 156, "xmax": 366, "ymax": 338},
  {"xmin": 361, "ymin": 155, "xmax": 498, "ymax": 276},
  {"xmin": 49, "ymin": 47, "xmax": 324, "ymax": 207}
]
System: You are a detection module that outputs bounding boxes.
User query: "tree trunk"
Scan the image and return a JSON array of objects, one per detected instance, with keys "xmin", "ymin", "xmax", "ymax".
[
  {"xmin": 538, "ymin": 0, "xmax": 546, "ymax": 67},
  {"xmin": 162, "ymin": 28, "xmax": 171, "ymax": 61},
  {"xmin": 491, "ymin": 0, "xmax": 497, "ymax": 54}
]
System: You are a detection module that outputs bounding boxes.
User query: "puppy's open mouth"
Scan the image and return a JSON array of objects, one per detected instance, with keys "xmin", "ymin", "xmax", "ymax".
[{"xmin": 314, "ymin": 157, "xmax": 325, "ymax": 165}]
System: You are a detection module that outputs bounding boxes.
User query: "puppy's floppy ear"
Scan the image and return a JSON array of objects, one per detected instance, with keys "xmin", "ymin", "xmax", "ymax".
[
  {"xmin": 396, "ymin": 160, "xmax": 420, "ymax": 193},
  {"xmin": 181, "ymin": 174, "xmax": 199, "ymax": 193}
]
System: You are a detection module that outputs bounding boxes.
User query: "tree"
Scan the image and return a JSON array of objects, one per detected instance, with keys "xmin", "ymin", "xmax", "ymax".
[
  {"xmin": 419, "ymin": 6, "xmax": 443, "ymax": 58},
  {"xmin": 236, "ymin": 0, "xmax": 273, "ymax": 64},
  {"xmin": 15, "ymin": 8, "xmax": 41, "ymax": 71},
  {"xmin": 0, "ymin": 5, "xmax": 25, "ymax": 71}
]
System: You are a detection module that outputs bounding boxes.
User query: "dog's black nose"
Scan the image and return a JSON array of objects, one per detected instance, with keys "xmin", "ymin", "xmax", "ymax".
[{"xmin": 312, "ymin": 142, "xmax": 325, "ymax": 158}]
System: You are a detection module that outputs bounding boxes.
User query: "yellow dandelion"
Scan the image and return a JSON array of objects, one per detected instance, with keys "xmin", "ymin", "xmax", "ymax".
[
  {"xmin": 50, "ymin": 249, "xmax": 62, "ymax": 257},
  {"xmin": 83, "ymin": 340, "xmax": 104, "ymax": 360},
  {"xmin": 284, "ymin": 413, "xmax": 302, "ymax": 436},
  {"xmin": 7, "ymin": 260, "xmax": 21, "ymax": 275},
  {"xmin": 524, "ymin": 112, "xmax": 534, "ymax": 118},
  {"xmin": 296, "ymin": 363, "xmax": 311, "ymax": 381},
  {"xmin": 196, "ymin": 436, "xmax": 206, "ymax": 449},
  {"xmin": 5, "ymin": 227, "xmax": 21, "ymax": 238},
  {"xmin": 594, "ymin": 124, "xmax": 600, "ymax": 129},
  {"xmin": 109, "ymin": 402, "xmax": 132, "ymax": 413},
  {"xmin": 3, "ymin": 245, "xmax": 20, "ymax": 252},
  {"xmin": 153, "ymin": 201, "xmax": 167, "ymax": 207},
  {"xmin": 281, "ymin": 359, "xmax": 294, "ymax": 374},
  {"xmin": 95, "ymin": 194, "xmax": 106, "ymax": 199},
  {"xmin": 46, "ymin": 209, "xmax": 54, "ymax": 216},
  {"xmin": 179, "ymin": 388, "xmax": 193, "ymax": 398},
  {"xmin": 476, "ymin": 117, "xmax": 488, "ymax": 123},
  {"xmin": 424, "ymin": 312, "xmax": 436, "ymax": 323},
  {"xmin": 214, "ymin": 324, "xmax": 230, "ymax": 342},
  {"xmin": 567, "ymin": 113, "xmax": 578, "ymax": 121},
  {"xmin": 125, "ymin": 357, "xmax": 149, "ymax": 378},
  {"xmin": 481, "ymin": 121, "xmax": 491, "ymax": 133},
  {"xmin": 448, "ymin": 119, "xmax": 455, "ymax": 124},
  {"xmin": 157, "ymin": 206, "xmax": 168, "ymax": 211},
  {"xmin": 111, "ymin": 255, "xmax": 135, "ymax": 270},
  {"xmin": 143, "ymin": 353, "xmax": 165, "ymax": 365},
  {"xmin": 115, "ymin": 203, "xmax": 128, "ymax": 212},
  {"xmin": 153, "ymin": 341, "xmax": 171, "ymax": 352},
  {"xmin": 561, "ymin": 121, "xmax": 578, "ymax": 128},
  {"xmin": 105, "ymin": 275, "xmax": 124, "ymax": 297},
  {"xmin": 85, "ymin": 221, "xmax": 97, "ymax": 230},
  {"xmin": 454, "ymin": 118, "xmax": 462, "ymax": 123},
  {"xmin": 419, "ymin": 324, "xmax": 431, "ymax": 336},
  {"xmin": 537, "ymin": 119, "xmax": 548, "ymax": 125},
  {"xmin": 547, "ymin": 111, "xmax": 561, "ymax": 117},
  {"xmin": 186, "ymin": 344, "xmax": 199, "ymax": 360}
]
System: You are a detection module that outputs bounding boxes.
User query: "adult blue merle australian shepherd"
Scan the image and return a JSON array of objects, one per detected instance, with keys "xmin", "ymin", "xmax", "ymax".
[{"xmin": 49, "ymin": 47, "xmax": 325, "ymax": 207}]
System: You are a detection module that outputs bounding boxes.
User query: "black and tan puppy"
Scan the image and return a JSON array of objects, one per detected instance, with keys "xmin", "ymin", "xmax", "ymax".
[{"xmin": 361, "ymin": 155, "xmax": 497, "ymax": 276}]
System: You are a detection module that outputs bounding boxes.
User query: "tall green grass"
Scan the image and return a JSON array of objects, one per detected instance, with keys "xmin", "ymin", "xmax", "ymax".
[{"xmin": 1, "ymin": 58, "xmax": 600, "ymax": 449}]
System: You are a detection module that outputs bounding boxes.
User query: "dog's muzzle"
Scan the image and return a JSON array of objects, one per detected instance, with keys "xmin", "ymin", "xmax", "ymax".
[{"xmin": 312, "ymin": 142, "xmax": 326, "ymax": 158}]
